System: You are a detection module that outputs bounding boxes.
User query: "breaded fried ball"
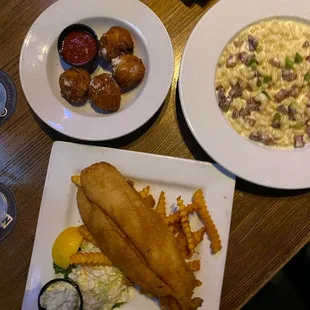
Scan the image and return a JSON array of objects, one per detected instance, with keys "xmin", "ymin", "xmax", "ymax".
[
  {"xmin": 89, "ymin": 73, "xmax": 121, "ymax": 112},
  {"xmin": 99, "ymin": 26, "xmax": 134, "ymax": 61},
  {"xmin": 59, "ymin": 68, "xmax": 91, "ymax": 102},
  {"xmin": 111, "ymin": 54, "xmax": 145, "ymax": 89}
]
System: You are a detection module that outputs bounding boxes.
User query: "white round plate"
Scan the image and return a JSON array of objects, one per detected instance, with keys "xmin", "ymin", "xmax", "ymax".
[
  {"xmin": 179, "ymin": 0, "xmax": 310, "ymax": 189},
  {"xmin": 20, "ymin": 0, "xmax": 173, "ymax": 141}
]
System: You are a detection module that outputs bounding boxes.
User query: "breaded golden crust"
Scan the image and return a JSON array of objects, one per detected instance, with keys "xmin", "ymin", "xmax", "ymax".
[
  {"xmin": 77, "ymin": 188, "xmax": 175, "ymax": 297},
  {"xmin": 99, "ymin": 26, "xmax": 134, "ymax": 61},
  {"xmin": 59, "ymin": 68, "xmax": 90, "ymax": 102},
  {"xmin": 111, "ymin": 54, "xmax": 145, "ymax": 89},
  {"xmin": 79, "ymin": 162, "xmax": 200, "ymax": 309},
  {"xmin": 89, "ymin": 74, "xmax": 121, "ymax": 112}
]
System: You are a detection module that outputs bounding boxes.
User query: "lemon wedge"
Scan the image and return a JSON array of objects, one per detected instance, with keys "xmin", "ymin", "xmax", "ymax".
[{"xmin": 52, "ymin": 226, "xmax": 83, "ymax": 269}]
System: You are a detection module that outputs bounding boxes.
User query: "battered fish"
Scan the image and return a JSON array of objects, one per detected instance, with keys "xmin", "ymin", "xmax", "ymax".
[{"xmin": 77, "ymin": 162, "xmax": 202, "ymax": 310}]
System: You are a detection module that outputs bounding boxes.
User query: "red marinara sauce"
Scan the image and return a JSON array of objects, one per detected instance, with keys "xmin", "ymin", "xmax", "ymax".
[{"xmin": 62, "ymin": 31, "xmax": 98, "ymax": 65}]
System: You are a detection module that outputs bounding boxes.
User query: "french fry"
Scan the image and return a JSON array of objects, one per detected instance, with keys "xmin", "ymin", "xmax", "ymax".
[
  {"xmin": 144, "ymin": 194, "xmax": 155, "ymax": 208},
  {"xmin": 192, "ymin": 227, "xmax": 205, "ymax": 247},
  {"xmin": 70, "ymin": 252, "xmax": 112, "ymax": 266},
  {"xmin": 139, "ymin": 185, "xmax": 150, "ymax": 199},
  {"xmin": 155, "ymin": 191, "xmax": 167, "ymax": 218},
  {"xmin": 177, "ymin": 196, "xmax": 195, "ymax": 254},
  {"xmin": 185, "ymin": 203, "xmax": 199, "ymax": 214},
  {"xmin": 187, "ymin": 260, "xmax": 201, "ymax": 272},
  {"xmin": 165, "ymin": 212, "xmax": 181, "ymax": 225},
  {"xmin": 193, "ymin": 189, "xmax": 222, "ymax": 254},
  {"xmin": 79, "ymin": 225, "xmax": 98, "ymax": 246},
  {"xmin": 71, "ymin": 175, "xmax": 81, "ymax": 186},
  {"xmin": 169, "ymin": 221, "xmax": 182, "ymax": 235},
  {"xmin": 164, "ymin": 204, "xmax": 198, "ymax": 226}
]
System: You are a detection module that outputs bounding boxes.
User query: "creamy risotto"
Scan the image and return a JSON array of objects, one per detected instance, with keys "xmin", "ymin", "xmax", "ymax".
[{"xmin": 215, "ymin": 18, "xmax": 310, "ymax": 148}]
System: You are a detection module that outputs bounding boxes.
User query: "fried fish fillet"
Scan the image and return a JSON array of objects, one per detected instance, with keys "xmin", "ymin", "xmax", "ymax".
[{"xmin": 77, "ymin": 162, "xmax": 202, "ymax": 310}]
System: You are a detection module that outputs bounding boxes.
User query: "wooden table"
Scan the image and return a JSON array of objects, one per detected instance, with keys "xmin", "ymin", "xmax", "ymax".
[{"xmin": 0, "ymin": 0, "xmax": 309, "ymax": 309}]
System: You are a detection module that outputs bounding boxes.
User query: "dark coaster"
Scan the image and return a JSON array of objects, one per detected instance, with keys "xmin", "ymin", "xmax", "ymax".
[
  {"xmin": 0, "ymin": 70, "xmax": 17, "ymax": 126},
  {"xmin": 0, "ymin": 184, "xmax": 17, "ymax": 241},
  {"xmin": 181, "ymin": 0, "xmax": 195, "ymax": 6}
]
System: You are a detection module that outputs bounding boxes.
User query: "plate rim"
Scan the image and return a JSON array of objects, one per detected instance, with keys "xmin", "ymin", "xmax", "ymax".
[
  {"xmin": 179, "ymin": 0, "xmax": 310, "ymax": 189},
  {"xmin": 19, "ymin": 0, "xmax": 174, "ymax": 141}
]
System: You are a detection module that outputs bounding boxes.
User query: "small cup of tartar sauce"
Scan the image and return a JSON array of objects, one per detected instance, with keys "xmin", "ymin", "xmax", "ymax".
[{"xmin": 38, "ymin": 278, "xmax": 83, "ymax": 310}]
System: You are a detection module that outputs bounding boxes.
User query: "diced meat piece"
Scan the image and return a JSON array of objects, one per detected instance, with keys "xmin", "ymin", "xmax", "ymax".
[
  {"xmin": 216, "ymin": 84, "xmax": 224, "ymax": 91},
  {"xmin": 248, "ymin": 35, "xmax": 258, "ymax": 51},
  {"xmin": 306, "ymin": 126, "xmax": 310, "ymax": 136},
  {"xmin": 245, "ymin": 118, "xmax": 256, "ymax": 127},
  {"xmin": 249, "ymin": 132, "xmax": 262, "ymax": 142},
  {"xmin": 217, "ymin": 88, "xmax": 226, "ymax": 103},
  {"xmin": 261, "ymin": 134, "xmax": 274, "ymax": 145},
  {"xmin": 226, "ymin": 55, "xmax": 238, "ymax": 68},
  {"xmin": 271, "ymin": 120, "xmax": 281, "ymax": 129},
  {"xmin": 282, "ymin": 69, "xmax": 297, "ymax": 81},
  {"xmin": 229, "ymin": 83, "xmax": 243, "ymax": 99},
  {"xmin": 217, "ymin": 88, "xmax": 231, "ymax": 112},
  {"xmin": 288, "ymin": 105, "xmax": 297, "ymax": 120},
  {"xmin": 245, "ymin": 83, "xmax": 253, "ymax": 91},
  {"xmin": 233, "ymin": 40, "xmax": 243, "ymax": 48},
  {"xmin": 306, "ymin": 91, "xmax": 310, "ymax": 99},
  {"xmin": 289, "ymin": 85, "xmax": 302, "ymax": 98},
  {"xmin": 239, "ymin": 107, "xmax": 250, "ymax": 117},
  {"xmin": 219, "ymin": 100, "xmax": 230, "ymax": 112},
  {"xmin": 246, "ymin": 98, "xmax": 260, "ymax": 111},
  {"xmin": 238, "ymin": 52, "xmax": 253, "ymax": 65},
  {"xmin": 219, "ymin": 96, "xmax": 232, "ymax": 112},
  {"xmin": 226, "ymin": 96, "xmax": 233, "ymax": 105},
  {"xmin": 277, "ymin": 105, "xmax": 288, "ymax": 114},
  {"xmin": 274, "ymin": 89, "xmax": 289, "ymax": 103},
  {"xmin": 303, "ymin": 41, "xmax": 310, "ymax": 48},
  {"xmin": 306, "ymin": 56, "xmax": 310, "ymax": 62},
  {"xmin": 232, "ymin": 109, "xmax": 239, "ymax": 119},
  {"xmin": 294, "ymin": 135, "xmax": 305, "ymax": 148},
  {"xmin": 269, "ymin": 58, "xmax": 281, "ymax": 68}
]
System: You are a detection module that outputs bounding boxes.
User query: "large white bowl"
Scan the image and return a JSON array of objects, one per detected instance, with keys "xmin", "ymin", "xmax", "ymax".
[{"xmin": 179, "ymin": 0, "xmax": 310, "ymax": 189}]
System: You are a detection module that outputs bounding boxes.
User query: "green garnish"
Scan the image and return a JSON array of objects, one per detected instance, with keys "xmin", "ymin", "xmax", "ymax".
[
  {"xmin": 263, "ymin": 76, "xmax": 271, "ymax": 83},
  {"xmin": 248, "ymin": 58, "xmax": 258, "ymax": 68},
  {"xmin": 292, "ymin": 121, "xmax": 303, "ymax": 129},
  {"xmin": 262, "ymin": 90, "xmax": 272, "ymax": 100},
  {"xmin": 285, "ymin": 57, "xmax": 294, "ymax": 69},
  {"xmin": 304, "ymin": 73, "xmax": 310, "ymax": 81},
  {"xmin": 53, "ymin": 263, "xmax": 75, "ymax": 278},
  {"xmin": 273, "ymin": 113, "xmax": 281, "ymax": 121},
  {"xmin": 113, "ymin": 302, "xmax": 126, "ymax": 309},
  {"xmin": 295, "ymin": 52, "xmax": 303, "ymax": 64}
]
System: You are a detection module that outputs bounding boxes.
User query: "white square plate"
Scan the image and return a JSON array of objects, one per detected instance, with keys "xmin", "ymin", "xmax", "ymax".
[{"xmin": 22, "ymin": 141, "xmax": 235, "ymax": 310}]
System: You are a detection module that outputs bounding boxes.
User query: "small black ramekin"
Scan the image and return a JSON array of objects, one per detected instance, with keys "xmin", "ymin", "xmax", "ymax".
[
  {"xmin": 58, "ymin": 23, "xmax": 99, "ymax": 68},
  {"xmin": 38, "ymin": 278, "xmax": 83, "ymax": 310}
]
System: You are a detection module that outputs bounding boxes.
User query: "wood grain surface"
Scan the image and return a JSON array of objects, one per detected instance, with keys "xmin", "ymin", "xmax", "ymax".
[{"xmin": 0, "ymin": 0, "xmax": 309, "ymax": 309}]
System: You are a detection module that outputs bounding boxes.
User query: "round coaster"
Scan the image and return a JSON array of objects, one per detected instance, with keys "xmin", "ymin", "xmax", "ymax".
[
  {"xmin": 0, "ymin": 184, "xmax": 17, "ymax": 241},
  {"xmin": 0, "ymin": 70, "xmax": 17, "ymax": 126}
]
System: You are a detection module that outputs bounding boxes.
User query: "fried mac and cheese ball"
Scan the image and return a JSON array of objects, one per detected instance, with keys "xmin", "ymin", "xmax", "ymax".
[
  {"xmin": 89, "ymin": 73, "xmax": 121, "ymax": 112},
  {"xmin": 111, "ymin": 54, "xmax": 145, "ymax": 89},
  {"xmin": 99, "ymin": 26, "xmax": 134, "ymax": 61},
  {"xmin": 59, "ymin": 68, "xmax": 90, "ymax": 103}
]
